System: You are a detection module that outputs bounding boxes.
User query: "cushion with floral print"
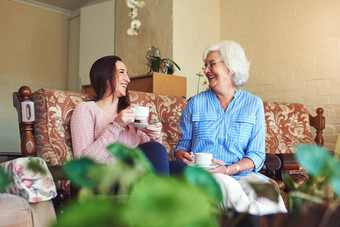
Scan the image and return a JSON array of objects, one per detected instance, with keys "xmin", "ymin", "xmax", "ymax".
[{"xmin": 0, "ymin": 157, "xmax": 57, "ymax": 203}]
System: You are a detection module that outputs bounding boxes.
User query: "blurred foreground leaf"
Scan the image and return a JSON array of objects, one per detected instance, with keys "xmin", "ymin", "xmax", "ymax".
[
  {"xmin": 184, "ymin": 166, "xmax": 223, "ymax": 203},
  {"xmin": 284, "ymin": 174, "xmax": 298, "ymax": 191},
  {"xmin": 62, "ymin": 158, "xmax": 99, "ymax": 189},
  {"xmin": 0, "ymin": 166, "xmax": 10, "ymax": 190},
  {"xmin": 122, "ymin": 176, "xmax": 219, "ymax": 227},
  {"xmin": 295, "ymin": 144, "xmax": 333, "ymax": 177},
  {"xmin": 53, "ymin": 197, "xmax": 126, "ymax": 227},
  {"xmin": 107, "ymin": 143, "xmax": 153, "ymax": 173},
  {"xmin": 295, "ymin": 144, "xmax": 340, "ymax": 197}
]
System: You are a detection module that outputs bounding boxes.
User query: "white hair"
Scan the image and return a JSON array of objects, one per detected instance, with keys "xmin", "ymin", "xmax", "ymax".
[{"xmin": 203, "ymin": 40, "xmax": 250, "ymax": 87}]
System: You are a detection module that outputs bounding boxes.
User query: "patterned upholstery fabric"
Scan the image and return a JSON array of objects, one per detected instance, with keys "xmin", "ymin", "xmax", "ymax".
[
  {"xmin": 0, "ymin": 157, "xmax": 57, "ymax": 203},
  {"xmin": 32, "ymin": 89, "xmax": 93, "ymax": 166},
  {"xmin": 129, "ymin": 91, "xmax": 187, "ymax": 159},
  {"xmin": 31, "ymin": 89, "xmax": 187, "ymax": 166},
  {"xmin": 263, "ymin": 101, "xmax": 315, "ymax": 154},
  {"xmin": 31, "ymin": 88, "xmax": 314, "ymax": 168}
]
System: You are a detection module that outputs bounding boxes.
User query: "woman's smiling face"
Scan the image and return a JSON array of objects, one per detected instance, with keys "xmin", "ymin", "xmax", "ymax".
[
  {"xmin": 203, "ymin": 51, "xmax": 232, "ymax": 94},
  {"xmin": 113, "ymin": 61, "xmax": 130, "ymax": 98}
]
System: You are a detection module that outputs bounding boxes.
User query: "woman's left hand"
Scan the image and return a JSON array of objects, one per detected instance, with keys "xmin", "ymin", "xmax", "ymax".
[
  {"xmin": 207, "ymin": 158, "xmax": 228, "ymax": 174},
  {"xmin": 140, "ymin": 122, "xmax": 162, "ymax": 140}
]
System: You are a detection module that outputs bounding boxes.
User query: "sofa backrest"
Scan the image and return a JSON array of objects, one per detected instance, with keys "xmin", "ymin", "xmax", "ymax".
[
  {"xmin": 31, "ymin": 88, "xmax": 315, "ymax": 166},
  {"xmin": 31, "ymin": 89, "xmax": 187, "ymax": 166},
  {"xmin": 263, "ymin": 101, "xmax": 314, "ymax": 154},
  {"xmin": 129, "ymin": 91, "xmax": 187, "ymax": 159}
]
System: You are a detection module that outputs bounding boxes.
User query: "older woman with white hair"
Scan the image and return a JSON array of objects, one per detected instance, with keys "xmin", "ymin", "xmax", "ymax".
[{"xmin": 174, "ymin": 40, "xmax": 287, "ymax": 215}]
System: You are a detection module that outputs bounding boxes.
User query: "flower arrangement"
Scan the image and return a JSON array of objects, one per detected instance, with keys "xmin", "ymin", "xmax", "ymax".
[
  {"xmin": 146, "ymin": 46, "xmax": 181, "ymax": 74},
  {"xmin": 126, "ymin": 0, "xmax": 146, "ymax": 36}
]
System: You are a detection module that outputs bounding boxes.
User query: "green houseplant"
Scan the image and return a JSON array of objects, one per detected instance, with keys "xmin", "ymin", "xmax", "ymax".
[
  {"xmin": 0, "ymin": 143, "xmax": 281, "ymax": 227},
  {"xmin": 146, "ymin": 46, "xmax": 181, "ymax": 75},
  {"xmin": 280, "ymin": 144, "xmax": 340, "ymax": 226},
  {"xmin": 53, "ymin": 143, "xmax": 224, "ymax": 227}
]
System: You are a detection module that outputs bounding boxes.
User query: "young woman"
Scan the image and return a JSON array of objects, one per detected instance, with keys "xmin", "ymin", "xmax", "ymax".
[{"xmin": 71, "ymin": 55, "xmax": 185, "ymax": 175}]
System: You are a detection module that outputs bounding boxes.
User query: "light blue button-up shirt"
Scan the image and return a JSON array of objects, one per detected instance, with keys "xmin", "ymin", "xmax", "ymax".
[{"xmin": 174, "ymin": 89, "xmax": 266, "ymax": 180}]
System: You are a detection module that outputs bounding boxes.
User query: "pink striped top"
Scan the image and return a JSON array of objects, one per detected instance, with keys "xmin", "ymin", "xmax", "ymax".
[{"xmin": 70, "ymin": 101, "xmax": 162, "ymax": 163}]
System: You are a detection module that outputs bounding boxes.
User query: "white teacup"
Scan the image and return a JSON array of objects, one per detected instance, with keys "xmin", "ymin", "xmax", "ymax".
[
  {"xmin": 134, "ymin": 105, "xmax": 149, "ymax": 120},
  {"xmin": 194, "ymin": 153, "xmax": 213, "ymax": 166}
]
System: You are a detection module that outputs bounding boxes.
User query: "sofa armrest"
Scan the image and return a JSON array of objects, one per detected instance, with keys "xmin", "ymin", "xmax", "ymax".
[
  {"xmin": 276, "ymin": 153, "xmax": 300, "ymax": 170},
  {"xmin": 261, "ymin": 153, "xmax": 285, "ymax": 191},
  {"xmin": 309, "ymin": 107, "xmax": 325, "ymax": 146},
  {"xmin": 13, "ymin": 86, "xmax": 36, "ymax": 157},
  {"xmin": 263, "ymin": 153, "xmax": 281, "ymax": 171}
]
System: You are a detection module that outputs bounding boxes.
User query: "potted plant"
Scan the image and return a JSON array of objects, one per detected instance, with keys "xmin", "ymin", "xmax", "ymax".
[{"xmin": 146, "ymin": 46, "xmax": 181, "ymax": 75}]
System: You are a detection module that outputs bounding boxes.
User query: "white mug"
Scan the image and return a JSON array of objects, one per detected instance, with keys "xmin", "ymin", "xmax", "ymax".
[
  {"xmin": 134, "ymin": 105, "xmax": 149, "ymax": 120},
  {"xmin": 194, "ymin": 153, "xmax": 213, "ymax": 166}
]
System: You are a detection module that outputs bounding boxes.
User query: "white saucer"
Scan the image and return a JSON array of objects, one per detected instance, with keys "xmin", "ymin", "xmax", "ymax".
[
  {"xmin": 131, "ymin": 122, "xmax": 157, "ymax": 128},
  {"xmin": 195, "ymin": 163, "xmax": 219, "ymax": 170}
]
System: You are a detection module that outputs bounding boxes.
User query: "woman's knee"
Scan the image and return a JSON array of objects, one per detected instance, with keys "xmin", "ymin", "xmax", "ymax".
[
  {"xmin": 138, "ymin": 141, "xmax": 167, "ymax": 157},
  {"xmin": 138, "ymin": 142, "xmax": 169, "ymax": 175}
]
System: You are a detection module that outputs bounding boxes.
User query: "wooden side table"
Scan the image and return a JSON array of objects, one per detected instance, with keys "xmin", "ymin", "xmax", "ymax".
[{"xmin": 82, "ymin": 72, "xmax": 187, "ymax": 98}]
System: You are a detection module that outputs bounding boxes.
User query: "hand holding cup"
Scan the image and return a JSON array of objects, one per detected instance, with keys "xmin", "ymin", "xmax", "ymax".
[{"xmin": 133, "ymin": 105, "xmax": 149, "ymax": 121}]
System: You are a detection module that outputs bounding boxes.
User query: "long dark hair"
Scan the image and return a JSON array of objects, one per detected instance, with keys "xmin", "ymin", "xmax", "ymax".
[{"xmin": 89, "ymin": 56, "xmax": 130, "ymax": 112}]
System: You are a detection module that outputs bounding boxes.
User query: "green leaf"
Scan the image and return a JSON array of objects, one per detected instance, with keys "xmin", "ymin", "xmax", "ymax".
[
  {"xmin": 329, "ymin": 172, "xmax": 340, "ymax": 197},
  {"xmin": 284, "ymin": 174, "xmax": 298, "ymax": 191},
  {"xmin": 106, "ymin": 143, "xmax": 153, "ymax": 173},
  {"xmin": 249, "ymin": 182, "xmax": 279, "ymax": 203},
  {"xmin": 183, "ymin": 166, "xmax": 223, "ymax": 203},
  {"xmin": 0, "ymin": 167, "xmax": 10, "ymax": 190},
  {"xmin": 77, "ymin": 187, "xmax": 95, "ymax": 203},
  {"xmin": 62, "ymin": 158, "xmax": 100, "ymax": 189},
  {"xmin": 161, "ymin": 58, "xmax": 181, "ymax": 71},
  {"xmin": 295, "ymin": 144, "xmax": 333, "ymax": 177},
  {"xmin": 122, "ymin": 176, "xmax": 219, "ymax": 227},
  {"xmin": 151, "ymin": 56, "xmax": 161, "ymax": 72},
  {"xmin": 53, "ymin": 197, "xmax": 126, "ymax": 227},
  {"xmin": 288, "ymin": 191, "xmax": 324, "ymax": 205},
  {"xmin": 171, "ymin": 60, "xmax": 181, "ymax": 71}
]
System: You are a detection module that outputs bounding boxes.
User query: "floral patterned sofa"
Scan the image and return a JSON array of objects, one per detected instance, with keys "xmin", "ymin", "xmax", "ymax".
[
  {"xmin": 263, "ymin": 102, "xmax": 325, "ymax": 185},
  {"xmin": 0, "ymin": 157, "xmax": 57, "ymax": 227},
  {"xmin": 13, "ymin": 86, "xmax": 325, "ymax": 192}
]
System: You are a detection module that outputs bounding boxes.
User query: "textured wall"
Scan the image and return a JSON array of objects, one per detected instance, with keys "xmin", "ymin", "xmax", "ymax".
[
  {"xmin": 173, "ymin": 0, "xmax": 220, "ymax": 99},
  {"xmin": 220, "ymin": 0, "xmax": 340, "ymax": 150},
  {"xmin": 0, "ymin": 0, "xmax": 69, "ymax": 153},
  {"xmin": 79, "ymin": 1, "xmax": 116, "ymax": 87},
  {"xmin": 115, "ymin": 0, "xmax": 173, "ymax": 77}
]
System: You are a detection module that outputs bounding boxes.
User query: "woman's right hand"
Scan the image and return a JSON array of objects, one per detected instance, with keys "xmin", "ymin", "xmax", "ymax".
[
  {"xmin": 175, "ymin": 149, "xmax": 194, "ymax": 165},
  {"xmin": 114, "ymin": 105, "xmax": 135, "ymax": 128}
]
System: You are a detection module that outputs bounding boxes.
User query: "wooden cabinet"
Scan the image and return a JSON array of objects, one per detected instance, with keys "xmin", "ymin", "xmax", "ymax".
[
  {"xmin": 128, "ymin": 72, "xmax": 186, "ymax": 97},
  {"xmin": 82, "ymin": 72, "xmax": 187, "ymax": 98}
]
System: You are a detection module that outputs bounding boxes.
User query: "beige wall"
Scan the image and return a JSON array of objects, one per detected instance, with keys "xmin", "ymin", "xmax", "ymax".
[
  {"xmin": 115, "ymin": 0, "xmax": 220, "ymax": 98},
  {"xmin": 220, "ymin": 0, "xmax": 340, "ymax": 151},
  {"xmin": 173, "ymin": 0, "xmax": 220, "ymax": 98},
  {"xmin": 115, "ymin": 0, "xmax": 173, "ymax": 77},
  {"xmin": 2, "ymin": 0, "xmax": 338, "ymax": 152},
  {"xmin": 0, "ymin": 0, "xmax": 69, "ymax": 153},
  {"xmin": 68, "ymin": 15, "xmax": 80, "ymax": 92},
  {"xmin": 79, "ymin": 0, "xmax": 116, "ymax": 88}
]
